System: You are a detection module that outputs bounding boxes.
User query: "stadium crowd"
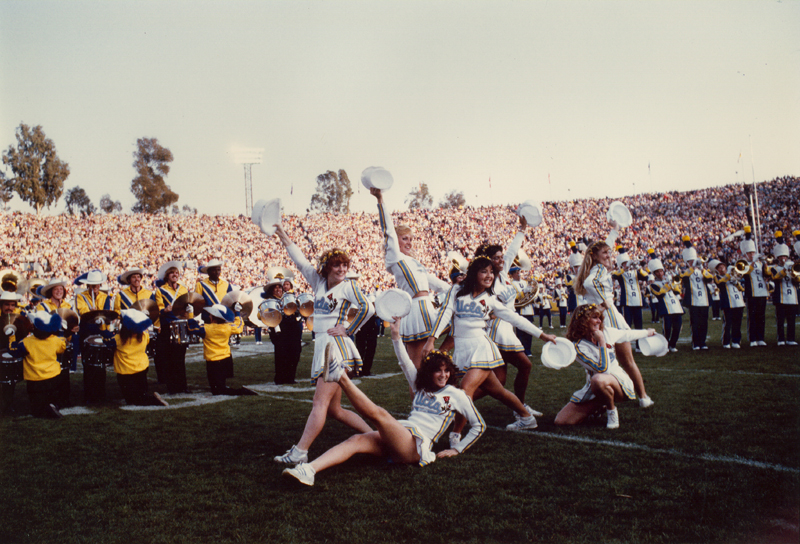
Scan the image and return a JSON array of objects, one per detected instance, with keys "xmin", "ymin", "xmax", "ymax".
[{"xmin": 1, "ymin": 176, "xmax": 797, "ymax": 296}]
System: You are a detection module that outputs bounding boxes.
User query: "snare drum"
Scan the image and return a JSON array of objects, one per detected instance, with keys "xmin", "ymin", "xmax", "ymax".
[
  {"xmin": 0, "ymin": 350, "xmax": 23, "ymax": 383},
  {"xmin": 258, "ymin": 300, "xmax": 281, "ymax": 328},
  {"xmin": 169, "ymin": 320, "xmax": 190, "ymax": 345},
  {"xmin": 83, "ymin": 335, "xmax": 114, "ymax": 369},
  {"xmin": 297, "ymin": 293, "xmax": 314, "ymax": 317}
]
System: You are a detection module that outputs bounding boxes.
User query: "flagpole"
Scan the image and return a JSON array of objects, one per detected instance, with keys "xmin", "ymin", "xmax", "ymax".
[{"xmin": 750, "ymin": 136, "xmax": 761, "ymax": 254}]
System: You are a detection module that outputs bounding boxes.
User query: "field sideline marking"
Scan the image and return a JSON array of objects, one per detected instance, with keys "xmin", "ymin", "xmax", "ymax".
[
  {"xmin": 262, "ymin": 392, "xmax": 800, "ymax": 475},
  {"xmin": 646, "ymin": 368, "xmax": 800, "ymax": 378}
]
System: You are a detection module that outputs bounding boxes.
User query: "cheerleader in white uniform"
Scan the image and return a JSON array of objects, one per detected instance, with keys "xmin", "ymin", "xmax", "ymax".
[
  {"xmin": 574, "ymin": 221, "xmax": 653, "ymax": 407},
  {"xmin": 371, "ymin": 188, "xmax": 450, "ymax": 368},
  {"xmin": 424, "ymin": 256, "xmax": 557, "ymax": 432},
  {"xmin": 273, "ymin": 224, "xmax": 375, "ymax": 465},
  {"xmin": 474, "ymin": 216, "xmax": 537, "ymax": 409},
  {"xmin": 282, "ymin": 318, "xmax": 485, "ymax": 486},
  {"xmin": 554, "ymin": 304, "xmax": 656, "ymax": 429}
]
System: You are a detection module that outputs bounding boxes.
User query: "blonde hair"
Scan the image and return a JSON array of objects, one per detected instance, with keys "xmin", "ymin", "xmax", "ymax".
[
  {"xmin": 395, "ymin": 224, "xmax": 416, "ymax": 258},
  {"xmin": 574, "ymin": 241, "xmax": 609, "ymax": 297}
]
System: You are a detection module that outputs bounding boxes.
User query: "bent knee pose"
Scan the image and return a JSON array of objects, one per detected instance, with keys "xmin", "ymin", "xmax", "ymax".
[
  {"xmin": 574, "ymin": 222, "xmax": 653, "ymax": 407},
  {"xmin": 474, "ymin": 215, "xmax": 538, "ymax": 410},
  {"xmin": 555, "ymin": 304, "xmax": 656, "ymax": 429},
  {"xmin": 424, "ymin": 256, "xmax": 556, "ymax": 440},
  {"xmin": 271, "ymin": 224, "xmax": 375, "ymax": 465},
  {"xmin": 283, "ymin": 319, "xmax": 485, "ymax": 486}
]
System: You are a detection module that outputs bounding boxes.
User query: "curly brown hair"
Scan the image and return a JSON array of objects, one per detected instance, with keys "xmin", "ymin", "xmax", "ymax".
[
  {"xmin": 415, "ymin": 350, "xmax": 459, "ymax": 392},
  {"xmin": 566, "ymin": 304, "xmax": 604, "ymax": 342}
]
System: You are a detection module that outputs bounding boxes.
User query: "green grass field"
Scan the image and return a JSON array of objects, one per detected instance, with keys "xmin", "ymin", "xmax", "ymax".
[{"xmin": 1, "ymin": 309, "xmax": 798, "ymax": 544}]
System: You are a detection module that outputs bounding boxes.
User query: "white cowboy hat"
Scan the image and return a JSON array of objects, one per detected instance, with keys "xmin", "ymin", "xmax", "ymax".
[
  {"xmin": 118, "ymin": 268, "xmax": 147, "ymax": 285},
  {"xmin": 198, "ymin": 259, "xmax": 224, "ymax": 274},
  {"xmin": 157, "ymin": 261, "xmax": 184, "ymax": 281}
]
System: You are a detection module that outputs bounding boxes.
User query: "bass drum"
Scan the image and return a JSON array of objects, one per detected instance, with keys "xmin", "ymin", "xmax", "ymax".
[
  {"xmin": 83, "ymin": 335, "xmax": 113, "ymax": 369},
  {"xmin": 0, "ymin": 349, "xmax": 23, "ymax": 384}
]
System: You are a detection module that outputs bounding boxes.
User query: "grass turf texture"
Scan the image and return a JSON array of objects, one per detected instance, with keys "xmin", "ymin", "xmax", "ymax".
[{"xmin": 1, "ymin": 309, "xmax": 798, "ymax": 544}]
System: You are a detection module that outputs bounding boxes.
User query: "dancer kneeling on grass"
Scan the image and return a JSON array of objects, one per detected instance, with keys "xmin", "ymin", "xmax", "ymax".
[
  {"xmin": 283, "ymin": 318, "xmax": 486, "ymax": 486},
  {"xmin": 554, "ymin": 304, "xmax": 656, "ymax": 429},
  {"xmin": 101, "ymin": 310, "xmax": 169, "ymax": 407},
  {"xmin": 272, "ymin": 224, "xmax": 375, "ymax": 465},
  {"xmin": 423, "ymin": 256, "xmax": 557, "ymax": 436},
  {"xmin": 188, "ymin": 304, "xmax": 257, "ymax": 396},
  {"xmin": 574, "ymin": 220, "xmax": 654, "ymax": 408}
]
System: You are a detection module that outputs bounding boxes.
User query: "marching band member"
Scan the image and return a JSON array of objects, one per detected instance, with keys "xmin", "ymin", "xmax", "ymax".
[
  {"xmin": 1, "ymin": 291, "xmax": 24, "ymax": 415},
  {"xmin": 554, "ymin": 280, "xmax": 569, "ymax": 329},
  {"xmin": 554, "ymin": 304, "xmax": 657, "ymax": 429},
  {"xmin": 283, "ymin": 318, "xmax": 485, "ymax": 486},
  {"xmin": 101, "ymin": 309, "xmax": 168, "ymax": 406},
  {"xmin": 272, "ymin": 224, "xmax": 374, "ymax": 466},
  {"xmin": 152, "ymin": 260, "xmax": 190, "ymax": 394},
  {"xmin": 612, "ymin": 248, "xmax": 649, "ymax": 345},
  {"xmin": 708, "ymin": 280, "xmax": 721, "ymax": 321},
  {"xmin": 767, "ymin": 233, "xmax": 798, "ymax": 346},
  {"xmin": 648, "ymin": 256, "xmax": 684, "ymax": 352},
  {"xmin": 711, "ymin": 259, "xmax": 745, "ymax": 348},
  {"xmin": 280, "ymin": 276, "xmax": 305, "ymax": 382},
  {"xmin": 371, "ymin": 188, "xmax": 450, "ymax": 369},
  {"xmin": 194, "ymin": 259, "xmax": 232, "ymax": 306},
  {"xmin": 35, "ymin": 278, "xmax": 76, "ymax": 405},
  {"xmin": 565, "ymin": 241, "xmax": 584, "ymax": 311},
  {"xmin": 262, "ymin": 278, "xmax": 299, "ymax": 385},
  {"xmin": 114, "ymin": 268, "xmax": 152, "ymax": 312},
  {"xmin": 510, "ymin": 264, "xmax": 535, "ymax": 355},
  {"xmin": 574, "ymin": 222, "xmax": 653, "ymax": 407},
  {"xmin": 188, "ymin": 304, "xmax": 256, "ymax": 395},
  {"xmin": 646, "ymin": 249, "xmax": 659, "ymax": 322},
  {"xmin": 678, "ymin": 238, "xmax": 713, "ymax": 350},
  {"xmin": 739, "ymin": 226, "xmax": 769, "ymax": 346},
  {"xmin": 75, "ymin": 270, "xmax": 112, "ymax": 403},
  {"xmin": 9, "ymin": 311, "xmax": 67, "ymax": 418},
  {"xmin": 534, "ymin": 287, "xmax": 554, "ymax": 330},
  {"xmin": 424, "ymin": 256, "xmax": 557, "ymax": 433}
]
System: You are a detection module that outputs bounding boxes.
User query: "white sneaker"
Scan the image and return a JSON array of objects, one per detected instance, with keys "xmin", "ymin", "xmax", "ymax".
[
  {"xmin": 701, "ymin": 346, "xmax": 708, "ymax": 350},
  {"xmin": 750, "ymin": 341, "xmax": 758, "ymax": 347},
  {"xmin": 693, "ymin": 346, "xmax": 700, "ymax": 351},
  {"xmin": 777, "ymin": 341, "xmax": 786, "ymax": 346},
  {"xmin": 506, "ymin": 415, "xmax": 538, "ymax": 431},
  {"xmin": 523, "ymin": 404, "xmax": 544, "ymax": 418},
  {"xmin": 282, "ymin": 463, "xmax": 315, "ymax": 486},
  {"xmin": 449, "ymin": 432, "xmax": 461, "ymax": 449},
  {"xmin": 606, "ymin": 408, "xmax": 619, "ymax": 429},
  {"xmin": 787, "ymin": 341, "xmax": 798, "ymax": 346},
  {"xmin": 639, "ymin": 396, "xmax": 654, "ymax": 409},
  {"xmin": 758, "ymin": 341, "xmax": 767, "ymax": 346},
  {"xmin": 732, "ymin": 343, "xmax": 740, "ymax": 349},
  {"xmin": 669, "ymin": 347, "xmax": 678, "ymax": 353},
  {"xmin": 722, "ymin": 344, "xmax": 731, "ymax": 349},
  {"xmin": 322, "ymin": 343, "xmax": 345, "ymax": 383},
  {"xmin": 274, "ymin": 445, "xmax": 308, "ymax": 465}
]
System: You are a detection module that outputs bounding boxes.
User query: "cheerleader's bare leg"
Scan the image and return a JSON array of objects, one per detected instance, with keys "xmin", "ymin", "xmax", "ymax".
[
  {"xmin": 296, "ymin": 380, "xmax": 372, "ymax": 451},
  {"xmin": 498, "ymin": 350, "xmax": 532, "ymax": 405},
  {"xmin": 614, "ymin": 342, "xmax": 647, "ymax": 399},
  {"xmin": 404, "ymin": 338, "xmax": 428, "ymax": 369}
]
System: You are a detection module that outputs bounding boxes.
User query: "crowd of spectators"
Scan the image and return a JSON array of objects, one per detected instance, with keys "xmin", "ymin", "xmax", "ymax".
[{"xmin": 1, "ymin": 176, "xmax": 797, "ymax": 300}]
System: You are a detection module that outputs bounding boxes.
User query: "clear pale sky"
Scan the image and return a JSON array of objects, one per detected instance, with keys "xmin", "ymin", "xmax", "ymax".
[{"xmin": 1, "ymin": 0, "xmax": 798, "ymax": 217}]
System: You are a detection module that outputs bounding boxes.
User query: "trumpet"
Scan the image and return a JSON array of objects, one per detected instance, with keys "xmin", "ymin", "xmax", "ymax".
[
  {"xmin": 764, "ymin": 254, "xmax": 776, "ymax": 266},
  {"xmin": 789, "ymin": 261, "xmax": 800, "ymax": 281},
  {"xmin": 731, "ymin": 259, "xmax": 750, "ymax": 279}
]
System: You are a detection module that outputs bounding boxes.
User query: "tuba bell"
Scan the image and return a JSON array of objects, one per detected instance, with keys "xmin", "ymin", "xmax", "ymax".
[
  {"xmin": 0, "ymin": 269, "xmax": 25, "ymax": 295},
  {"xmin": 790, "ymin": 261, "xmax": 800, "ymax": 281},
  {"xmin": 515, "ymin": 278, "xmax": 539, "ymax": 309}
]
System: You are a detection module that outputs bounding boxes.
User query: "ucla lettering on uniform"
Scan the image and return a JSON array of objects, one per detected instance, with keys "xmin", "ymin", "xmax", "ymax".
[{"xmin": 414, "ymin": 393, "xmax": 444, "ymax": 415}]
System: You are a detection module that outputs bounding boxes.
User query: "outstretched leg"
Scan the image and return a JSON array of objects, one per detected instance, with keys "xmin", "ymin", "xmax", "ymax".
[{"xmin": 296, "ymin": 380, "xmax": 372, "ymax": 451}]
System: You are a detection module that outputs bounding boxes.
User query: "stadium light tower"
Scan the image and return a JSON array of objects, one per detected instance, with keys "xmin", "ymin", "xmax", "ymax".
[{"xmin": 233, "ymin": 147, "xmax": 264, "ymax": 216}]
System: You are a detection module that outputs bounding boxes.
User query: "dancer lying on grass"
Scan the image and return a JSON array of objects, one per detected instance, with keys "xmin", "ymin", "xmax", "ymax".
[
  {"xmin": 283, "ymin": 317, "xmax": 486, "ymax": 486},
  {"xmin": 554, "ymin": 304, "xmax": 656, "ymax": 429}
]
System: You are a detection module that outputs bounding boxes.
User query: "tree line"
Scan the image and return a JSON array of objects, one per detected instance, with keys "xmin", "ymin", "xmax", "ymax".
[{"xmin": 1, "ymin": 122, "xmax": 465, "ymax": 216}]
